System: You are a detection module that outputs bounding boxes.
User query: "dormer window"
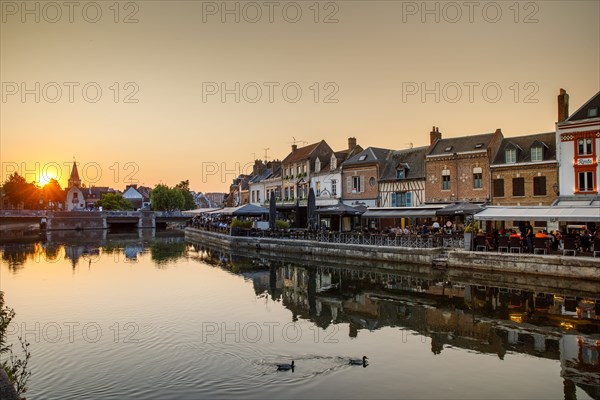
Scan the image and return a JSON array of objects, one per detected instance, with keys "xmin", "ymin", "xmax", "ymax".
[
  {"xmin": 444, "ymin": 146, "xmax": 453, "ymax": 152},
  {"xmin": 531, "ymin": 146, "xmax": 543, "ymax": 162},
  {"xmin": 359, "ymin": 155, "xmax": 367, "ymax": 161},
  {"xmin": 474, "ymin": 143, "xmax": 483, "ymax": 149},
  {"xmin": 315, "ymin": 158, "xmax": 321, "ymax": 173},
  {"xmin": 396, "ymin": 169, "xmax": 405, "ymax": 179},
  {"xmin": 588, "ymin": 107, "xmax": 598, "ymax": 118},
  {"xmin": 505, "ymin": 148, "xmax": 516, "ymax": 163},
  {"xmin": 330, "ymin": 155, "xmax": 337, "ymax": 170}
]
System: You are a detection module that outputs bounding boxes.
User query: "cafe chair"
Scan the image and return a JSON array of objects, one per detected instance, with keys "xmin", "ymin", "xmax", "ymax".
[
  {"xmin": 497, "ymin": 236, "xmax": 510, "ymax": 253},
  {"xmin": 533, "ymin": 237, "xmax": 548, "ymax": 255},
  {"xmin": 509, "ymin": 237, "xmax": 522, "ymax": 253},
  {"xmin": 563, "ymin": 236, "xmax": 577, "ymax": 256}
]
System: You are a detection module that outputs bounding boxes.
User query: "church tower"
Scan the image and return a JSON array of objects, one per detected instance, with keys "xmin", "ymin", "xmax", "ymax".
[{"xmin": 68, "ymin": 161, "xmax": 81, "ymax": 188}]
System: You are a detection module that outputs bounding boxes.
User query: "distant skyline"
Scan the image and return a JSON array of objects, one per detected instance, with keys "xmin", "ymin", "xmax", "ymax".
[{"xmin": 1, "ymin": 1, "xmax": 599, "ymax": 192}]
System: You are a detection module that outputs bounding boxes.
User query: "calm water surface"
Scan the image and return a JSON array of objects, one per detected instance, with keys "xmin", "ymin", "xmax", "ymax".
[{"xmin": 1, "ymin": 231, "xmax": 599, "ymax": 399}]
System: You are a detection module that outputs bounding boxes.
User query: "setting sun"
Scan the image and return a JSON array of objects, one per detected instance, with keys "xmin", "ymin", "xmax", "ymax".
[{"xmin": 39, "ymin": 171, "xmax": 56, "ymax": 186}]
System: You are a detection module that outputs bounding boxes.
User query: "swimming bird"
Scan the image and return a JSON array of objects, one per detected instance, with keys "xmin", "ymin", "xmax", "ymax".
[
  {"xmin": 349, "ymin": 356, "xmax": 368, "ymax": 365},
  {"xmin": 277, "ymin": 360, "xmax": 294, "ymax": 371}
]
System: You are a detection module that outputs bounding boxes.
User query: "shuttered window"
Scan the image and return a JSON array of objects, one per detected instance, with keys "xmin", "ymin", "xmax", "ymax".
[
  {"xmin": 512, "ymin": 177, "xmax": 525, "ymax": 197},
  {"xmin": 493, "ymin": 179, "xmax": 504, "ymax": 197},
  {"xmin": 533, "ymin": 176, "xmax": 546, "ymax": 196}
]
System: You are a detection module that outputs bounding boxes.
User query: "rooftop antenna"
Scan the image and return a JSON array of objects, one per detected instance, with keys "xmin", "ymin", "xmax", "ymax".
[
  {"xmin": 289, "ymin": 137, "xmax": 308, "ymax": 146},
  {"xmin": 263, "ymin": 148, "xmax": 270, "ymax": 159},
  {"xmin": 404, "ymin": 142, "xmax": 414, "ymax": 149}
]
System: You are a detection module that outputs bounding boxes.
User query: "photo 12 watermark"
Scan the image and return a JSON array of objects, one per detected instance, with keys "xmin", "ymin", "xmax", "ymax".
[
  {"xmin": 1, "ymin": 1, "xmax": 140, "ymax": 24},
  {"xmin": 201, "ymin": 81, "xmax": 339, "ymax": 104},
  {"xmin": 401, "ymin": 81, "xmax": 539, "ymax": 104},
  {"xmin": 1, "ymin": 82, "xmax": 140, "ymax": 104},
  {"xmin": 1, "ymin": 161, "xmax": 141, "ymax": 186},
  {"xmin": 4, "ymin": 320, "xmax": 140, "ymax": 344},
  {"xmin": 201, "ymin": 321, "xmax": 339, "ymax": 344},
  {"xmin": 200, "ymin": 1, "xmax": 339, "ymax": 24},
  {"xmin": 401, "ymin": 1, "xmax": 539, "ymax": 24}
]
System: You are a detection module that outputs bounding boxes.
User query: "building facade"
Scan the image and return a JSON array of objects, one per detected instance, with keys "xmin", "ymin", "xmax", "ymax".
[
  {"xmin": 425, "ymin": 127, "xmax": 503, "ymax": 204},
  {"xmin": 341, "ymin": 147, "xmax": 392, "ymax": 207},
  {"xmin": 311, "ymin": 137, "xmax": 362, "ymax": 206},
  {"xmin": 556, "ymin": 89, "xmax": 600, "ymax": 198},
  {"xmin": 378, "ymin": 146, "xmax": 428, "ymax": 207},
  {"xmin": 490, "ymin": 132, "xmax": 558, "ymax": 206}
]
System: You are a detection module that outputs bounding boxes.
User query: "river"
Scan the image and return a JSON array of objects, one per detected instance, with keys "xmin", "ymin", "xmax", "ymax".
[{"xmin": 1, "ymin": 231, "xmax": 599, "ymax": 399}]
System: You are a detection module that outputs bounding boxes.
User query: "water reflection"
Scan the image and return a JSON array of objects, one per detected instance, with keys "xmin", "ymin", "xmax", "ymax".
[
  {"xmin": 0, "ymin": 230, "xmax": 185, "ymax": 270},
  {"xmin": 188, "ymin": 243, "xmax": 600, "ymax": 397},
  {"xmin": 2, "ymin": 235, "xmax": 600, "ymax": 399}
]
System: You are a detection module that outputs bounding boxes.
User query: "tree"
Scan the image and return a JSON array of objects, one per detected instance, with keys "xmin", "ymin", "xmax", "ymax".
[
  {"xmin": 175, "ymin": 180, "xmax": 196, "ymax": 210},
  {"xmin": 2, "ymin": 172, "xmax": 40, "ymax": 209},
  {"xmin": 96, "ymin": 193, "xmax": 134, "ymax": 210},
  {"xmin": 42, "ymin": 179, "xmax": 65, "ymax": 209},
  {"xmin": 150, "ymin": 184, "xmax": 185, "ymax": 211}
]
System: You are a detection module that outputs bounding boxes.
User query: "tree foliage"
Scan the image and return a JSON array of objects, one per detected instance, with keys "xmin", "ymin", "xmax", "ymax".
[
  {"xmin": 150, "ymin": 184, "xmax": 185, "ymax": 211},
  {"xmin": 0, "ymin": 291, "xmax": 31, "ymax": 397},
  {"xmin": 2, "ymin": 173, "xmax": 40, "ymax": 209},
  {"xmin": 42, "ymin": 178, "xmax": 65, "ymax": 207},
  {"xmin": 175, "ymin": 180, "xmax": 196, "ymax": 210},
  {"xmin": 96, "ymin": 193, "xmax": 134, "ymax": 210}
]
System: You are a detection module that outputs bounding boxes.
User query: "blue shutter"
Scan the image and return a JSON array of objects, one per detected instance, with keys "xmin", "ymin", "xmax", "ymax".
[
  {"xmin": 406, "ymin": 192, "xmax": 412, "ymax": 207},
  {"xmin": 391, "ymin": 192, "xmax": 396, "ymax": 207}
]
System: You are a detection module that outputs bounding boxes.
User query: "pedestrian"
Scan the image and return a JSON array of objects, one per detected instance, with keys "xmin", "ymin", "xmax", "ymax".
[{"xmin": 525, "ymin": 222, "xmax": 534, "ymax": 253}]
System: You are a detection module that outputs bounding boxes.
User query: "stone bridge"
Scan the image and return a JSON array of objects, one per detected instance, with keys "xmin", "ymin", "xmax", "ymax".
[{"xmin": 0, "ymin": 210, "xmax": 191, "ymax": 230}]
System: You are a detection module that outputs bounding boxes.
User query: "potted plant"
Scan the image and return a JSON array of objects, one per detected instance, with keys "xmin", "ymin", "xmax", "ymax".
[{"xmin": 463, "ymin": 222, "xmax": 475, "ymax": 251}]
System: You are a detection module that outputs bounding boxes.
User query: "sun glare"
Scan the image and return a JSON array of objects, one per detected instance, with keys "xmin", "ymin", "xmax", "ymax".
[{"xmin": 39, "ymin": 172, "xmax": 56, "ymax": 186}]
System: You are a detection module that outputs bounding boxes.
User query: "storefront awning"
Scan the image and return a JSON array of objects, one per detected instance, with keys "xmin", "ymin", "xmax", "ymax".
[
  {"xmin": 474, "ymin": 206, "xmax": 600, "ymax": 222},
  {"xmin": 363, "ymin": 207, "xmax": 442, "ymax": 218}
]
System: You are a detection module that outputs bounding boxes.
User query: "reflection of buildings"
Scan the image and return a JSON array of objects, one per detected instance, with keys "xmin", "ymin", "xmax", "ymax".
[{"xmin": 195, "ymin": 244, "xmax": 600, "ymax": 396}]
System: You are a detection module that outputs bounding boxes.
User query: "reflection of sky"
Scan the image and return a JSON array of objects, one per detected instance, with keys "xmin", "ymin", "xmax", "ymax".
[{"xmin": 0, "ymin": 244, "xmax": 598, "ymax": 399}]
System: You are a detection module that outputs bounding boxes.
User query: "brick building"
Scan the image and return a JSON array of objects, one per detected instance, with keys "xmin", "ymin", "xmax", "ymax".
[
  {"xmin": 425, "ymin": 127, "xmax": 503, "ymax": 204},
  {"xmin": 490, "ymin": 132, "xmax": 558, "ymax": 206},
  {"xmin": 341, "ymin": 147, "xmax": 393, "ymax": 207}
]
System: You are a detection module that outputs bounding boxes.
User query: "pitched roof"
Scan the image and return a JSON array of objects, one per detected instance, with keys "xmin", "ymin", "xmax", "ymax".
[
  {"xmin": 83, "ymin": 186, "xmax": 113, "ymax": 200},
  {"xmin": 427, "ymin": 132, "xmax": 495, "ymax": 156},
  {"xmin": 281, "ymin": 141, "xmax": 323, "ymax": 164},
  {"xmin": 492, "ymin": 132, "xmax": 556, "ymax": 165},
  {"xmin": 342, "ymin": 147, "xmax": 392, "ymax": 167},
  {"xmin": 567, "ymin": 91, "xmax": 600, "ymax": 122},
  {"xmin": 379, "ymin": 146, "xmax": 428, "ymax": 181}
]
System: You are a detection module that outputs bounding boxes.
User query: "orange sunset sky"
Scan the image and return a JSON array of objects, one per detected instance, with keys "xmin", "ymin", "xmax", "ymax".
[{"xmin": 1, "ymin": 0, "xmax": 599, "ymax": 192}]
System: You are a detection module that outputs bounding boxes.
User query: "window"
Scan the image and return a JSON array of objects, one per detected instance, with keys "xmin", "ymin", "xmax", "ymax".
[
  {"xmin": 442, "ymin": 175, "xmax": 450, "ymax": 190},
  {"xmin": 285, "ymin": 187, "xmax": 289, "ymax": 199},
  {"xmin": 493, "ymin": 179, "xmax": 504, "ymax": 197},
  {"xmin": 578, "ymin": 171, "xmax": 595, "ymax": 192},
  {"xmin": 531, "ymin": 146, "xmax": 543, "ymax": 162},
  {"xmin": 505, "ymin": 148, "xmax": 516, "ymax": 163},
  {"xmin": 578, "ymin": 139, "xmax": 593, "ymax": 156},
  {"xmin": 316, "ymin": 181, "xmax": 321, "ymax": 196},
  {"xmin": 369, "ymin": 177, "xmax": 376, "ymax": 187},
  {"xmin": 391, "ymin": 192, "xmax": 412, "ymax": 207},
  {"xmin": 396, "ymin": 169, "xmax": 405, "ymax": 179},
  {"xmin": 359, "ymin": 155, "xmax": 367, "ymax": 161},
  {"xmin": 330, "ymin": 155, "xmax": 337, "ymax": 170},
  {"xmin": 352, "ymin": 176, "xmax": 362, "ymax": 193},
  {"xmin": 512, "ymin": 177, "xmax": 525, "ymax": 196},
  {"xmin": 331, "ymin": 179, "xmax": 337, "ymax": 196},
  {"xmin": 588, "ymin": 107, "xmax": 598, "ymax": 118},
  {"xmin": 533, "ymin": 176, "xmax": 546, "ymax": 196},
  {"xmin": 290, "ymin": 187, "xmax": 295, "ymax": 199},
  {"xmin": 315, "ymin": 158, "xmax": 321, "ymax": 173},
  {"xmin": 252, "ymin": 191, "xmax": 255, "ymax": 203},
  {"xmin": 473, "ymin": 173, "xmax": 482, "ymax": 189}
]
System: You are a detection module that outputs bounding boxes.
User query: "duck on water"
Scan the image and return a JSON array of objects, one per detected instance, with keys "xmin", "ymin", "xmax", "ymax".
[
  {"xmin": 277, "ymin": 361, "xmax": 294, "ymax": 371},
  {"xmin": 349, "ymin": 356, "xmax": 368, "ymax": 366}
]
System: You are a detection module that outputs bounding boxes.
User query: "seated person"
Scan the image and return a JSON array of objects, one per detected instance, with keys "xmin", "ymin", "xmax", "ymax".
[
  {"xmin": 535, "ymin": 230, "xmax": 549, "ymax": 239},
  {"xmin": 508, "ymin": 229, "xmax": 521, "ymax": 239}
]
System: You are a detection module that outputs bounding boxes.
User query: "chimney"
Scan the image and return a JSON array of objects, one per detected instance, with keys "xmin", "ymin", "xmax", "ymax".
[
  {"xmin": 291, "ymin": 144, "xmax": 297, "ymax": 152},
  {"xmin": 430, "ymin": 126, "xmax": 441, "ymax": 145},
  {"xmin": 348, "ymin": 137, "xmax": 357, "ymax": 150},
  {"xmin": 558, "ymin": 88, "xmax": 569, "ymax": 122}
]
